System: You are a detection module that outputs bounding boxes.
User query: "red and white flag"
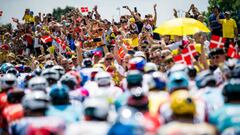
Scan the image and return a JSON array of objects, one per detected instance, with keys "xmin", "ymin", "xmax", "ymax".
[
  {"xmin": 182, "ymin": 44, "xmax": 197, "ymax": 58},
  {"xmin": 0, "ymin": 11, "xmax": 3, "ymax": 16},
  {"xmin": 173, "ymin": 44, "xmax": 197, "ymax": 65},
  {"xmin": 56, "ymin": 37, "xmax": 67, "ymax": 51},
  {"xmin": 209, "ymin": 35, "xmax": 226, "ymax": 49},
  {"xmin": 173, "ymin": 55, "xmax": 186, "ymax": 65},
  {"xmin": 173, "ymin": 54, "xmax": 193, "ymax": 65},
  {"xmin": 227, "ymin": 43, "xmax": 239, "ymax": 59},
  {"xmin": 41, "ymin": 36, "xmax": 53, "ymax": 43},
  {"xmin": 80, "ymin": 7, "xmax": 89, "ymax": 13}
]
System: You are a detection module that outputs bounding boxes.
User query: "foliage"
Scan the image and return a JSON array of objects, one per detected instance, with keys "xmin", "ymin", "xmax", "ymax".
[
  {"xmin": 52, "ymin": 6, "xmax": 75, "ymax": 21},
  {"xmin": 0, "ymin": 23, "xmax": 12, "ymax": 31}
]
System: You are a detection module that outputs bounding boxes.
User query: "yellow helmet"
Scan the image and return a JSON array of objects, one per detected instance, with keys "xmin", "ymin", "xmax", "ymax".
[
  {"xmin": 93, "ymin": 64, "xmax": 106, "ymax": 71},
  {"xmin": 129, "ymin": 17, "xmax": 135, "ymax": 23},
  {"xmin": 170, "ymin": 90, "xmax": 196, "ymax": 115}
]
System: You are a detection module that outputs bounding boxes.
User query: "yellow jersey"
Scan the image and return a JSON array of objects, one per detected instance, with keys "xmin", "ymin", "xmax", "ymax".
[{"xmin": 219, "ymin": 18, "xmax": 237, "ymax": 38}]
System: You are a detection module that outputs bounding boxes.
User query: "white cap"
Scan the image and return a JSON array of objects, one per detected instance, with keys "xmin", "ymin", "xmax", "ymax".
[{"xmin": 134, "ymin": 51, "xmax": 146, "ymax": 59}]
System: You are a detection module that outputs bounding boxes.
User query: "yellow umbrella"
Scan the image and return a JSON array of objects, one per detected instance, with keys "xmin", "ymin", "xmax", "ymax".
[{"xmin": 154, "ymin": 18, "xmax": 210, "ymax": 36}]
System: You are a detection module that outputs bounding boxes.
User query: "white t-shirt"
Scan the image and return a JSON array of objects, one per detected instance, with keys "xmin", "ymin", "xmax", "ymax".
[{"xmin": 34, "ymin": 31, "xmax": 41, "ymax": 48}]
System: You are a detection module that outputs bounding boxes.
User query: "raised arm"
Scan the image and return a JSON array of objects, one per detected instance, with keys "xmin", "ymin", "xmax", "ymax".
[
  {"xmin": 125, "ymin": 6, "xmax": 142, "ymax": 22},
  {"xmin": 75, "ymin": 40, "xmax": 83, "ymax": 66},
  {"xmin": 153, "ymin": 4, "xmax": 157, "ymax": 25},
  {"xmin": 113, "ymin": 42, "xmax": 122, "ymax": 65},
  {"xmin": 216, "ymin": 13, "xmax": 222, "ymax": 24},
  {"xmin": 173, "ymin": 9, "xmax": 178, "ymax": 18}
]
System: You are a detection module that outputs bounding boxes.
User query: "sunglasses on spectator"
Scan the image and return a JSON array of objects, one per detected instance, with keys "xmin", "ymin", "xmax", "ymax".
[{"xmin": 106, "ymin": 57, "xmax": 114, "ymax": 61}]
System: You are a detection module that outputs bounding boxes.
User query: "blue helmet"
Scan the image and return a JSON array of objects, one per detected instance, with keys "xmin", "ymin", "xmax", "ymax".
[
  {"xmin": 0, "ymin": 63, "xmax": 14, "ymax": 74},
  {"xmin": 79, "ymin": 71, "xmax": 89, "ymax": 86},
  {"xmin": 107, "ymin": 106, "xmax": 145, "ymax": 135},
  {"xmin": 152, "ymin": 71, "xmax": 167, "ymax": 90},
  {"xmin": 49, "ymin": 84, "xmax": 70, "ymax": 105},
  {"xmin": 167, "ymin": 71, "xmax": 189, "ymax": 93}
]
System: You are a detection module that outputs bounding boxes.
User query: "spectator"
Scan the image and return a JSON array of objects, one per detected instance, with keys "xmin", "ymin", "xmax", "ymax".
[
  {"xmin": 208, "ymin": 6, "xmax": 225, "ymax": 36},
  {"xmin": 217, "ymin": 11, "xmax": 238, "ymax": 42}
]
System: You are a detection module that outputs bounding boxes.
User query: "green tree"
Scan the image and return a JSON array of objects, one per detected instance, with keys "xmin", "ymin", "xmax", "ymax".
[
  {"xmin": 206, "ymin": 0, "xmax": 240, "ymax": 29},
  {"xmin": 52, "ymin": 6, "xmax": 75, "ymax": 21},
  {"xmin": 0, "ymin": 23, "xmax": 12, "ymax": 31}
]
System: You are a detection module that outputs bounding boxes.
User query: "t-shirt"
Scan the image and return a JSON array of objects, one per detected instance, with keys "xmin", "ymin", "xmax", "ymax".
[
  {"xmin": 34, "ymin": 31, "xmax": 41, "ymax": 48},
  {"xmin": 209, "ymin": 13, "xmax": 225, "ymax": 31},
  {"xmin": 219, "ymin": 18, "xmax": 237, "ymax": 38}
]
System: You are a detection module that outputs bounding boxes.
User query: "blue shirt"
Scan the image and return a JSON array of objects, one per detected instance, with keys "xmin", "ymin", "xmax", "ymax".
[
  {"xmin": 209, "ymin": 13, "xmax": 225, "ymax": 30},
  {"xmin": 46, "ymin": 104, "xmax": 82, "ymax": 124}
]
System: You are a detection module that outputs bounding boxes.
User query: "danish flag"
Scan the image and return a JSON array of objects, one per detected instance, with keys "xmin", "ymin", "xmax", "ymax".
[
  {"xmin": 173, "ymin": 44, "xmax": 197, "ymax": 65},
  {"xmin": 182, "ymin": 44, "xmax": 197, "ymax": 58},
  {"xmin": 56, "ymin": 37, "xmax": 67, "ymax": 51},
  {"xmin": 80, "ymin": 7, "xmax": 89, "ymax": 13},
  {"xmin": 209, "ymin": 35, "xmax": 226, "ymax": 49},
  {"xmin": 40, "ymin": 36, "xmax": 53, "ymax": 43},
  {"xmin": 227, "ymin": 43, "xmax": 239, "ymax": 58}
]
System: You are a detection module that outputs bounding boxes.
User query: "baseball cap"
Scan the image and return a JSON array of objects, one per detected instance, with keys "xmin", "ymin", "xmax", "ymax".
[
  {"xmin": 134, "ymin": 51, "xmax": 146, "ymax": 59},
  {"xmin": 225, "ymin": 11, "xmax": 231, "ymax": 15}
]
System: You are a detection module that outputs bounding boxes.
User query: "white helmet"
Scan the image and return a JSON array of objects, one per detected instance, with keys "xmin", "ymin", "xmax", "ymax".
[
  {"xmin": 60, "ymin": 73, "xmax": 78, "ymax": 90},
  {"xmin": 144, "ymin": 62, "xmax": 158, "ymax": 73},
  {"xmin": 83, "ymin": 97, "xmax": 110, "ymax": 121},
  {"xmin": 1, "ymin": 73, "xmax": 18, "ymax": 90},
  {"xmin": 44, "ymin": 60, "xmax": 55, "ymax": 69},
  {"xmin": 168, "ymin": 63, "xmax": 188, "ymax": 76},
  {"xmin": 95, "ymin": 72, "xmax": 112, "ymax": 87},
  {"xmin": 52, "ymin": 65, "xmax": 65, "ymax": 78},
  {"xmin": 41, "ymin": 68, "xmax": 59, "ymax": 85},
  {"xmin": 28, "ymin": 76, "xmax": 48, "ymax": 91}
]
